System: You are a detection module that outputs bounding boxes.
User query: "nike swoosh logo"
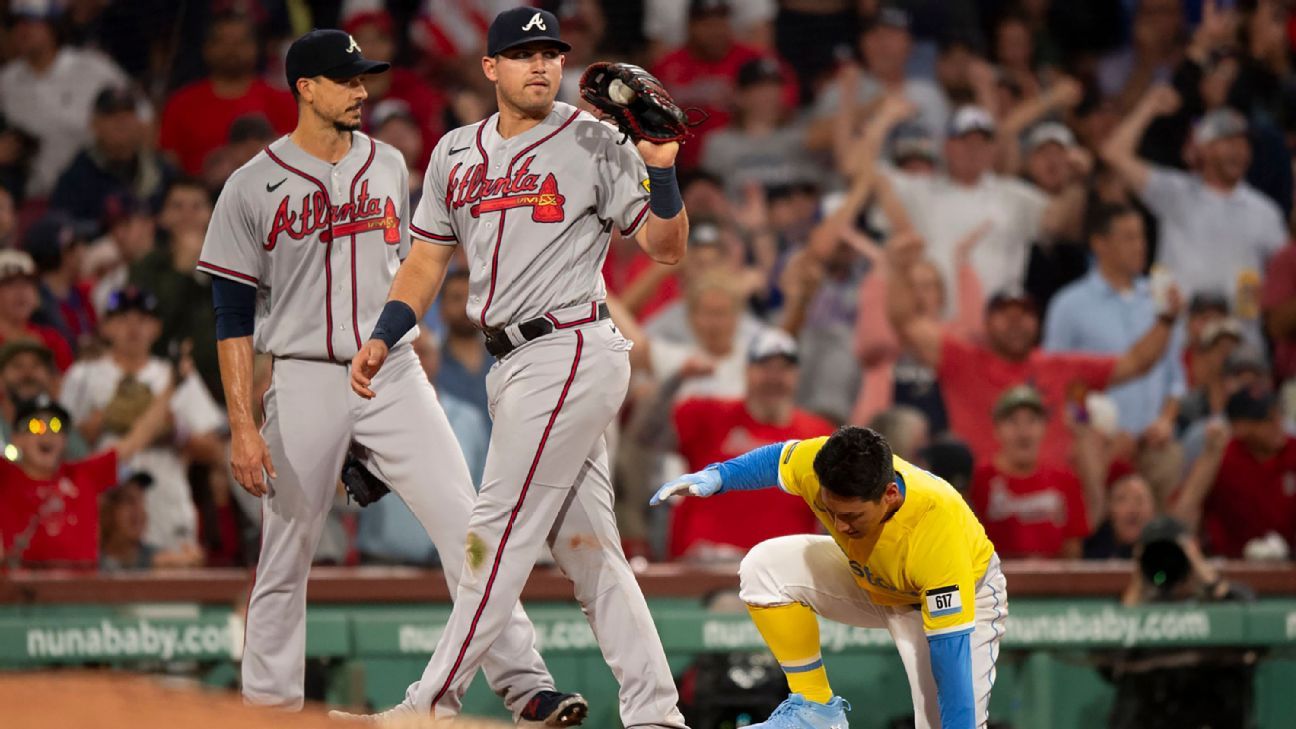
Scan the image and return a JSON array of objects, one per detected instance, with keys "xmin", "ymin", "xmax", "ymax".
[
  {"xmin": 266, "ymin": 178, "xmax": 287, "ymax": 192},
  {"xmin": 448, "ymin": 146, "xmax": 470, "ymax": 155}
]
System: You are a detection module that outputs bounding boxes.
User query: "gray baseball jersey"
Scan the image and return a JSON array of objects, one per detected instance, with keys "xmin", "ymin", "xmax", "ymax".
[
  {"xmin": 410, "ymin": 100, "xmax": 650, "ymax": 329},
  {"xmin": 197, "ymin": 132, "xmax": 415, "ymax": 361},
  {"xmin": 397, "ymin": 101, "xmax": 688, "ymax": 727},
  {"xmin": 201, "ymin": 132, "xmax": 563, "ymax": 715}
]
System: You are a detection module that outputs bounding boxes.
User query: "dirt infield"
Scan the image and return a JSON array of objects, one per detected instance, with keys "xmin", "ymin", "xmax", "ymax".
[{"xmin": 1, "ymin": 672, "xmax": 509, "ymax": 728}]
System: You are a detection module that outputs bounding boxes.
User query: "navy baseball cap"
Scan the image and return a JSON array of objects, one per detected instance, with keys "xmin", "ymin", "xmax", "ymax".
[
  {"xmin": 105, "ymin": 286, "xmax": 159, "ymax": 318},
  {"xmin": 285, "ymin": 29, "xmax": 390, "ymax": 88},
  {"xmin": 487, "ymin": 7, "xmax": 571, "ymax": 56}
]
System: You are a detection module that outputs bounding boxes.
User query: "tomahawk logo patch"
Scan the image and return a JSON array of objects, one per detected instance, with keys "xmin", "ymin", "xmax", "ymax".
[{"xmin": 926, "ymin": 586, "xmax": 962, "ymax": 617}]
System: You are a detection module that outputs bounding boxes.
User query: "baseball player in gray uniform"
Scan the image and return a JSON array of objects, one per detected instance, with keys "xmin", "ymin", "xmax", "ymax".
[
  {"xmin": 347, "ymin": 7, "xmax": 691, "ymax": 728},
  {"xmin": 198, "ymin": 29, "xmax": 585, "ymax": 725}
]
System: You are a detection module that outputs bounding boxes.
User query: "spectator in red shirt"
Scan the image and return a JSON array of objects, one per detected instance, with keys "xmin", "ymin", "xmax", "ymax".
[
  {"xmin": 0, "ymin": 250, "xmax": 73, "ymax": 372},
  {"xmin": 971, "ymin": 385, "xmax": 1091, "ymax": 558},
  {"xmin": 650, "ymin": 0, "xmax": 797, "ymax": 169},
  {"xmin": 157, "ymin": 13, "xmax": 295, "ymax": 175},
  {"xmin": 0, "ymin": 391, "xmax": 171, "ymax": 568},
  {"xmin": 1172, "ymin": 390, "xmax": 1296, "ymax": 558},
  {"xmin": 345, "ymin": 10, "xmax": 448, "ymax": 157},
  {"xmin": 886, "ymin": 233, "xmax": 1180, "ymax": 465},
  {"xmin": 668, "ymin": 329, "xmax": 832, "ymax": 561}
]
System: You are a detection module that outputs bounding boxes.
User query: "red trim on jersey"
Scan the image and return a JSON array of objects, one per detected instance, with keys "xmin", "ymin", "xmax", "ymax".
[
  {"xmin": 196, "ymin": 260, "xmax": 258, "ymax": 285},
  {"xmin": 411, "ymin": 223, "xmax": 455, "ymax": 242},
  {"xmin": 265, "ymin": 146, "xmax": 339, "ymax": 362},
  {"xmin": 429, "ymin": 330, "xmax": 585, "ymax": 714},
  {"xmin": 544, "ymin": 302, "xmax": 599, "ymax": 329},
  {"xmin": 478, "ymin": 109, "xmax": 581, "ymax": 328},
  {"xmin": 621, "ymin": 200, "xmax": 651, "ymax": 236},
  {"xmin": 348, "ymin": 137, "xmax": 377, "ymax": 350},
  {"xmin": 474, "ymin": 119, "xmax": 490, "ymax": 167}
]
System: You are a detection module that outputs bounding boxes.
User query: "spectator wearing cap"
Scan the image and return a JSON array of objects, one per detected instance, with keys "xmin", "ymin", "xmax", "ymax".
[
  {"xmin": 1261, "ymin": 238, "xmax": 1296, "ymax": 383},
  {"xmin": 1178, "ymin": 319, "xmax": 1247, "ymax": 429},
  {"xmin": 99, "ymin": 472, "xmax": 204, "ymax": 571},
  {"xmin": 650, "ymin": 0, "xmax": 798, "ymax": 169},
  {"xmin": 643, "ymin": 0, "xmax": 775, "ymax": 60},
  {"xmin": 879, "ymin": 105, "xmax": 1086, "ymax": 301},
  {"xmin": 0, "ymin": 0, "xmax": 130, "ymax": 197},
  {"xmin": 0, "ymin": 340, "xmax": 88, "ymax": 459},
  {"xmin": 810, "ymin": 6, "xmax": 950, "ymax": 145},
  {"xmin": 49, "ymin": 86, "xmax": 176, "ymax": 231},
  {"xmin": 666, "ymin": 328, "xmax": 831, "ymax": 561},
  {"xmin": 700, "ymin": 57, "xmax": 816, "ymax": 198},
  {"xmin": 158, "ymin": 12, "xmax": 295, "ymax": 176},
  {"xmin": 887, "ymin": 230, "xmax": 1182, "ymax": 467},
  {"xmin": 970, "ymin": 385, "xmax": 1091, "ymax": 558},
  {"xmin": 0, "ymin": 249, "xmax": 72, "ymax": 371},
  {"xmin": 1183, "ymin": 291, "xmax": 1232, "ymax": 385},
  {"xmin": 370, "ymin": 101, "xmax": 425, "ymax": 206},
  {"xmin": 59, "ymin": 286, "xmax": 225, "ymax": 555},
  {"xmin": 1044, "ymin": 203, "xmax": 1187, "ymax": 503},
  {"xmin": 83, "ymin": 194, "xmax": 156, "ymax": 319},
  {"xmin": 1102, "ymin": 88, "xmax": 1285, "ymax": 336},
  {"xmin": 0, "ymin": 390, "xmax": 172, "ymax": 568},
  {"xmin": 345, "ymin": 10, "xmax": 449, "ymax": 158},
  {"xmin": 23, "ymin": 212, "xmax": 96, "ymax": 354},
  {"xmin": 1171, "ymin": 389, "xmax": 1296, "ymax": 558},
  {"xmin": 130, "ymin": 179, "xmax": 221, "ymax": 401}
]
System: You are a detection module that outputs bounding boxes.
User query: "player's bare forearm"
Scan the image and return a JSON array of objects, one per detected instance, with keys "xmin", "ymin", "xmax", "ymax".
[
  {"xmin": 217, "ymin": 336, "xmax": 257, "ymax": 433},
  {"xmin": 388, "ymin": 240, "xmax": 456, "ymax": 317},
  {"xmin": 638, "ymin": 209, "xmax": 688, "ymax": 265}
]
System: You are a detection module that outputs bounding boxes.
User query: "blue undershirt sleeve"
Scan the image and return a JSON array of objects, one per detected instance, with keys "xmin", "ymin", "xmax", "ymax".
[
  {"xmin": 712, "ymin": 442, "xmax": 785, "ymax": 492},
  {"xmin": 928, "ymin": 629, "xmax": 976, "ymax": 729},
  {"xmin": 212, "ymin": 277, "xmax": 256, "ymax": 340}
]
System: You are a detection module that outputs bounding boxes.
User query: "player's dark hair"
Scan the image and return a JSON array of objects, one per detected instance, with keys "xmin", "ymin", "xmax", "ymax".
[
  {"xmin": 1085, "ymin": 202, "xmax": 1138, "ymax": 243},
  {"xmin": 812, "ymin": 426, "xmax": 896, "ymax": 502}
]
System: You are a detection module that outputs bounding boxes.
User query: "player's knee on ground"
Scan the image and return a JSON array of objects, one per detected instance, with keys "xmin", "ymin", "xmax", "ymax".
[{"xmin": 738, "ymin": 537, "xmax": 800, "ymax": 606}]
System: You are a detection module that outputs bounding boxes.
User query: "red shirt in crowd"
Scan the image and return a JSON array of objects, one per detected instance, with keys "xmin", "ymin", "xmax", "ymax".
[
  {"xmin": 602, "ymin": 246, "xmax": 680, "ymax": 323},
  {"xmin": 970, "ymin": 461, "xmax": 1089, "ymax": 558},
  {"xmin": 650, "ymin": 45, "xmax": 798, "ymax": 169},
  {"xmin": 1202, "ymin": 438, "xmax": 1296, "ymax": 558},
  {"xmin": 938, "ymin": 334, "xmax": 1116, "ymax": 465},
  {"xmin": 0, "ymin": 326, "xmax": 73, "ymax": 372},
  {"xmin": 0, "ymin": 451, "xmax": 118, "ymax": 567},
  {"xmin": 669, "ymin": 398, "xmax": 831, "ymax": 559},
  {"xmin": 1261, "ymin": 244, "xmax": 1296, "ymax": 381},
  {"xmin": 158, "ymin": 78, "xmax": 296, "ymax": 175}
]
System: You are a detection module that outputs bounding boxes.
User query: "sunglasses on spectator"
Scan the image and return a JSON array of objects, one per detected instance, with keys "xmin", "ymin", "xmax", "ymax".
[{"xmin": 21, "ymin": 416, "xmax": 64, "ymax": 436}]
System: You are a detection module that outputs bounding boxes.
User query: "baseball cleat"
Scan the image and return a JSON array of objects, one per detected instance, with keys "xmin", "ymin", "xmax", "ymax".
[
  {"xmin": 327, "ymin": 703, "xmax": 416, "ymax": 724},
  {"xmin": 747, "ymin": 693, "xmax": 851, "ymax": 729},
  {"xmin": 518, "ymin": 690, "xmax": 588, "ymax": 727}
]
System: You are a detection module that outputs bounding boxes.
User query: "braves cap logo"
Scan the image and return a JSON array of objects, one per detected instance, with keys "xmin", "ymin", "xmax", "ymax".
[
  {"xmin": 522, "ymin": 12, "xmax": 547, "ymax": 31},
  {"xmin": 346, "ymin": 34, "xmax": 361, "ymax": 54}
]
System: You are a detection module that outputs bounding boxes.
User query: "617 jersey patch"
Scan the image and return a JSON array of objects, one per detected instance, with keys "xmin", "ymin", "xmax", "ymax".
[{"xmin": 925, "ymin": 586, "xmax": 962, "ymax": 617}]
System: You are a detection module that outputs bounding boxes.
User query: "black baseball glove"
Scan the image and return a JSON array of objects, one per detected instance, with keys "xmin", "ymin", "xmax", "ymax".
[
  {"xmin": 579, "ymin": 61, "xmax": 700, "ymax": 144},
  {"xmin": 341, "ymin": 448, "xmax": 390, "ymax": 507}
]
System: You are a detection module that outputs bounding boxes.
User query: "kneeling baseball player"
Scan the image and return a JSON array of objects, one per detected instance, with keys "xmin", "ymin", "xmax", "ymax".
[{"xmin": 653, "ymin": 427, "xmax": 1008, "ymax": 729}]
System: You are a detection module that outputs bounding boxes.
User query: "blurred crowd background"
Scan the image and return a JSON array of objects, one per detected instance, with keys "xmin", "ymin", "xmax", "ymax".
[{"xmin": 2, "ymin": 0, "xmax": 1295, "ymax": 575}]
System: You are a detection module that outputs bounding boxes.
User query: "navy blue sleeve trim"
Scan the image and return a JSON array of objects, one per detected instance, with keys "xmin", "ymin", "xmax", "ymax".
[{"xmin": 213, "ymin": 276, "xmax": 256, "ymax": 340}]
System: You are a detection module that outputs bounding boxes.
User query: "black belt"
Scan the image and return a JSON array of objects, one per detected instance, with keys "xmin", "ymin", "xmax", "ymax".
[{"xmin": 482, "ymin": 303, "xmax": 611, "ymax": 358}]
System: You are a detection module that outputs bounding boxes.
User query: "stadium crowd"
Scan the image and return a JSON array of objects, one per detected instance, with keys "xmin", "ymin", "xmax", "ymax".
[{"xmin": 1, "ymin": 0, "xmax": 1295, "ymax": 574}]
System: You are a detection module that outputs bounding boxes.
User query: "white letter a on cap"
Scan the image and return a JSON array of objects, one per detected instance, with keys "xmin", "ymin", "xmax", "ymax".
[{"xmin": 522, "ymin": 12, "xmax": 546, "ymax": 31}]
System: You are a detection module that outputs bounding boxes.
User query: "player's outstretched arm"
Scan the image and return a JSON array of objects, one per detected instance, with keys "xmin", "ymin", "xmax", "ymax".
[
  {"xmin": 649, "ymin": 441, "xmax": 788, "ymax": 505},
  {"xmin": 633, "ymin": 140, "xmax": 689, "ymax": 265},
  {"xmin": 352, "ymin": 241, "xmax": 456, "ymax": 398}
]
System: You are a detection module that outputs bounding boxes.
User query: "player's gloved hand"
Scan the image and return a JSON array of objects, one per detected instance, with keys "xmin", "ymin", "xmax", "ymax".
[
  {"xmin": 350, "ymin": 339, "xmax": 390, "ymax": 399},
  {"xmin": 649, "ymin": 467, "xmax": 723, "ymax": 506}
]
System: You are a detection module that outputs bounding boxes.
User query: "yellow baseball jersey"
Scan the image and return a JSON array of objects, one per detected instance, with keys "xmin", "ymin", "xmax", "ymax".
[{"xmin": 777, "ymin": 437, "xmax": 995, "ymax": 636}]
